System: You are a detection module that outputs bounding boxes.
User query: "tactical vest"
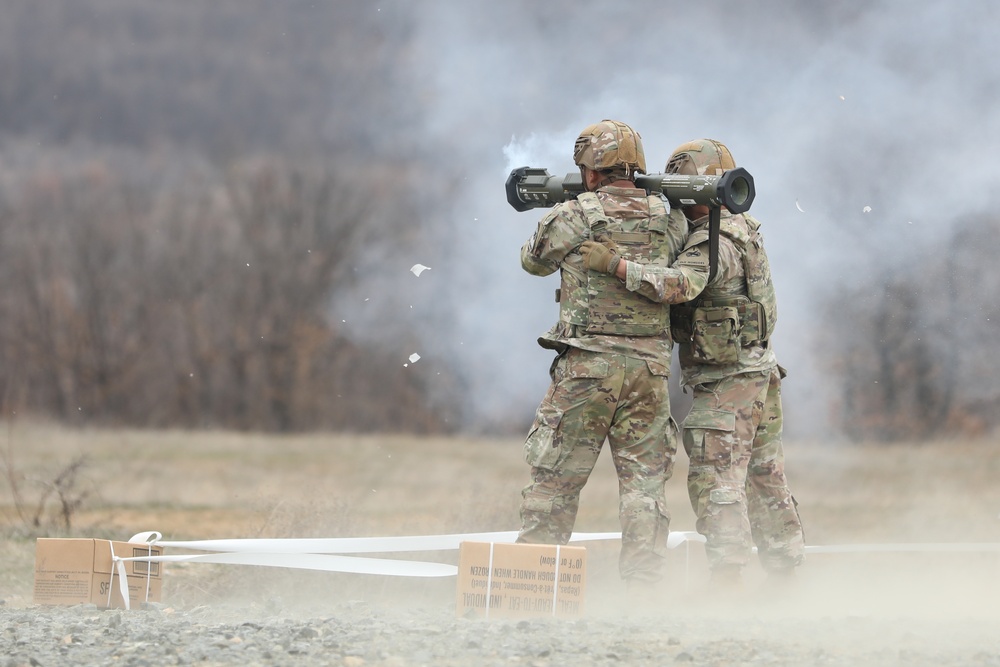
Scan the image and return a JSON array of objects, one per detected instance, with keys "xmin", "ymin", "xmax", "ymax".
[
  {"xmin": 671, "ymin": 213, "xmax": 777, "ymax": 364},
  {"xmin": 558, "ymin": 190, "xmax": 672, "ymax": 337}
]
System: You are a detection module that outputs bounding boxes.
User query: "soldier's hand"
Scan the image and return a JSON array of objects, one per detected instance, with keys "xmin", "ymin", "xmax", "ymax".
[{"xmin": 579, "ymin": 239, "xmax": 622, "ymax": 275}]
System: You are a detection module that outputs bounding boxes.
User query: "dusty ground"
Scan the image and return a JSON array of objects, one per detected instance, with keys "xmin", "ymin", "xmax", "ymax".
[{"xmin": 2, "ymin": 421, "xmax": 1000, "ymax": 665}]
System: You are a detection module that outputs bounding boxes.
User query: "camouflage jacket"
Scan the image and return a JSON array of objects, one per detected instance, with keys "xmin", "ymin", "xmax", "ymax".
[
  {"xmin": 520, "ymin": 184, "xmax": 688, "ymax": 366},
  {"xmin": 623, "ymin": 210, "xmax": 778, "ymax": 385},
  {"xmin": 675, "ymin": 211, "xmax": 778, "ymax": 385}
]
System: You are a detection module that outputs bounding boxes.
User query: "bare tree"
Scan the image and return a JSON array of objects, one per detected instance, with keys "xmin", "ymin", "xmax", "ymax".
[
  {"xmin": 823, "ymin": 215, "xmax": 1000, "ymax": 441},
  {"xmin": 0, "ymin": 156, "xmax": 459, "ymax": 433},
  {"xmin": 0, "ymin": 1, "xmax": 461, "ymax": 433}
]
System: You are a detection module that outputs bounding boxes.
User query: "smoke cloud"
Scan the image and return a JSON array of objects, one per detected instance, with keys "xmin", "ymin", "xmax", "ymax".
[{"xmin": 332, "ymin": 0, "xmax": 1000, "ymax": 436}]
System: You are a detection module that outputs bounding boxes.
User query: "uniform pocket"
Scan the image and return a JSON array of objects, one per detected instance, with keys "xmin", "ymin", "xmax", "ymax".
[
  {"xmin": 523, "ymin": 403, "xmax": 564, "ymax": 469},
  {"xmin": 708, "ymin": 487, "xmax": 741, "ymax": 504},
  {"xmin": 691, "ymin": 306, "xmax": 740, "ymax": 365},
  {"xmin": 684, "ymin": 409, "xmax": 737, "ymax": 431},
  {"xmin": 559, "ymin": 349, "xmax": 611, "ymax": 380},
  {"xmin": 644, "ymin": 358, "xmax": 670, "ymax": 377},
  {"xmin": 683, "ymin": 408, "xmax": 737, "ymax": 468}
]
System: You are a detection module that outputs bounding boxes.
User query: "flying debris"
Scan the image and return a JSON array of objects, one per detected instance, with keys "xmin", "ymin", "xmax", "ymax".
[
  {"xmin": 408, "ymin": 353, "xmax": 421, "ymax": 364},
  {"xmin": 863, "ymin": 206, "xmax": 872, "ymax": 213},
  {"xmin": 795, "ymin": 200, "xmax": 805, "ymax": 213},
  {"xmin": 410, "ymin": 264, "xmax": 431, "ymax": 277}
]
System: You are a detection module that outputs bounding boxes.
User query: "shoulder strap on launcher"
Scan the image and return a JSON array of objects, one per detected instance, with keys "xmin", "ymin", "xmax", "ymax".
[{"xmin": 708, "ymin": 206, "xmax": 720, "ymax": 283}]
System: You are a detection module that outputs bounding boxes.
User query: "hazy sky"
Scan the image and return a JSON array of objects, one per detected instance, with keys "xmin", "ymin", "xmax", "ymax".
[{"xmin": 332, "ymin": 0, "xmax": 1000, "ymax": 436}]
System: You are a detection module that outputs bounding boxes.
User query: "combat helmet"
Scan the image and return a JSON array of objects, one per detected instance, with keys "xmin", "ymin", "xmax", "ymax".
[
  {"xmin": 665, "ymin": 139, "xmax": 735, "ymax": 176},
  {"xmin": 573, "ymin": 119, "xmax": 646, "ymax": 177}
]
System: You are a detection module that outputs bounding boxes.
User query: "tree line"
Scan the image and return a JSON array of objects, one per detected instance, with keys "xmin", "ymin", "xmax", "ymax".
[
  {"xmin": 820, "ymin": 215, "xmax": 1000, "ymax": 441},
  {"xmin": 0, "ymin": 153, "xmax": 460, "ymax": 432},
  {"xmin": 1, "ymin": 0, "xmax": 996, "ymax": 439}
]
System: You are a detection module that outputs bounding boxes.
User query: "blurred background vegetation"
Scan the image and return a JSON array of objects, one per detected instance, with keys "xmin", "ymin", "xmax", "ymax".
[
  {"xmin": 0, "ymin": 1, "xmax": 998, "ymax": 441},
  {"xmin": 0, "ymin": 1, "xmax": 461, "ymax": 433}
]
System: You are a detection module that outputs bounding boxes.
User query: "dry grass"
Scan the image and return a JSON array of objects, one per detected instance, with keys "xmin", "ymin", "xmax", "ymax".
[{"xmin": 3, "ymin": 419, "xmax": 1000, "ymax": 616}]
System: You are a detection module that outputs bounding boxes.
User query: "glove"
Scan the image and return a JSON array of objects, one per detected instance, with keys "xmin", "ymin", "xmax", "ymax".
[{"xmin": 579, "ymin": 239, "xmax": 621, "ymax": 275}]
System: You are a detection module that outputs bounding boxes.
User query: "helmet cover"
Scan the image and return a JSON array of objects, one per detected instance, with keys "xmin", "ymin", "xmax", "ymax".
[
  {"xmin": 573, "ymin": 119, "xmax": 646, "ymax": 175},
  {"xmin": 665, "ymin": 139, "xmax": 736, "ymax": 176}
]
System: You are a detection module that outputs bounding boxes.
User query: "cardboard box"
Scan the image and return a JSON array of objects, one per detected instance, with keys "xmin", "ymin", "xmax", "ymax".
[
  {"xmin": 456, "ymin": 541, "xmax": 586, "ymax": 619},
  {"xmin": 34, "ymin": 538, "xmax": 163, "ymax": 609}
]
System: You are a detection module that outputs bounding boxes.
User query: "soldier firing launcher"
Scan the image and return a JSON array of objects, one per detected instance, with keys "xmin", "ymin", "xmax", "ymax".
[{"xmin": 505, "ymin": 166, "xmax": 755, "ymax": 214}]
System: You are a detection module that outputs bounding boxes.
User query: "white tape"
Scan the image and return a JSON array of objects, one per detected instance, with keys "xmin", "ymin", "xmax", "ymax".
[
  {"xmin": 127, "ymin": 530, "xmax": 622, "ymax": 554},
  {"xmin": 121, "ymin": 530, "xmax": 622, "ymax": 579},
  {"xmin": 667, "ymin": 531, "xmax": 705, "ymax": 549},
  {"xmin": 119, "ymin": 552, "xmax": 458, "ymax": 577},
  {"xmin": 662, "ymin": 531, "xmax": 1000, "ymax": 554},
  {"xmin": 552, "ymin": 545, "xmax": 561, "ymax": 617},
  {"xmin": 803, "ymin": 542, "xmax": 1000, "ymax": 554},
  {"xmin": 108, "ymin": 542, "xmax": 132, "ymax": 610},
  {"xmin": 485, "ymin": 543, "xmax": 495, "ymax": 620},
  {"xmin": 123, "ymin": 528, "xmax": 1000, "ymax": 582}
]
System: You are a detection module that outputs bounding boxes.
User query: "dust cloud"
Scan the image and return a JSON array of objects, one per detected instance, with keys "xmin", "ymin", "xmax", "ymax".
[
  {"xmin": 331, "ymin": 0, "xmax": 1000, "ymax": 437},
  {"xmin": 324, "ymin": 0, "xmax": 1000, "ymax": 435}
]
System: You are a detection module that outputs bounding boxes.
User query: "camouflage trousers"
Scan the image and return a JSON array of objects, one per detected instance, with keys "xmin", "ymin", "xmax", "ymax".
[
  {"xmin": 682, "ymin": 367, "xmax": 805, "ymax": 573},
  {"xmin": 517, "ymin": 346, "xmax": 676, "ymax": 583}
]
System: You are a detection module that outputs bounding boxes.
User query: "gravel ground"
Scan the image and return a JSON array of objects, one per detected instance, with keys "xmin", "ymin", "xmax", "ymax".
[
  {"xmin": 4, "ymin": 563, "xmax": 1000, "ymax": 667},
  {"xmin": 6, "ymin": 430, "xmax": 1000, "ymax": 665}
]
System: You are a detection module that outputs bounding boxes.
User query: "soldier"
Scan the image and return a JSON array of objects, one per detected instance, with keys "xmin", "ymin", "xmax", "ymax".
[
  {"xmin": 582, "ymin": 139, "xmax": 805, "ymax": 588},
  {"xmin": 517, "ymin": 119, "xmax": 688, "ymax": 589}
]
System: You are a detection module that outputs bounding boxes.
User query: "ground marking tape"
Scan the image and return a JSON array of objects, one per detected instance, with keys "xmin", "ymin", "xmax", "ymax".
[
  {"xmin": 484, "ymin": 543, "xmax": 495, "ymax": 620},
  {"xmin": 113, "ymin": 530, "xmax": 623, "ymax": 602},
  {"xmin": 804, "ymin": 543, "xmax": 1000, "ymax": 553},
  {"xmin": 118, "ymin": 551, "xmax": 458, "ymax": 576},
  {"xmin": 107, "ymin": 542, "xmax": 131, "ymax": 610},
  {"xmin": 666, "ymin": 530, "xmax": 1000, "ymax": 554},
  {"xmin": 127, "ymin": 530, "xmax": 621, "ymax": 554},
  {"xmin": 116, "ymin": 529, "xmax": 1000, "ymax": 598},
  {"xmin": 552, "ymin": 544, "xmax": 561, "ymax": 617}
]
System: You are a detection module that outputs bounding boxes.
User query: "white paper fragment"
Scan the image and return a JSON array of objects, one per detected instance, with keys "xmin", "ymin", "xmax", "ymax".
[
  {"xmin": 863, "ymin": 206, "xmax": 872, "ymax": 213},
  {"xmin": 410, "ymin": 264, "xmax": 431, "ymax": 277},
  {"xmin": 839, "ymin": 95, "xmax": 846, "ymax": 101},
  {"xmin": 408, "ymin": 353, "xmax": 421, "ymax": 364},
  {"xmin": 795, "ymin": 200, "xmax": 805, "ymax": 213}
]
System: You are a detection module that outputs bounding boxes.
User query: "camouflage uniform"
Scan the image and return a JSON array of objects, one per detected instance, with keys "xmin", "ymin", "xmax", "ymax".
[
  {"xmin": 517, "ymin": 132, "xmax": 689, "ymax": 583},
  {"xmin": 631, "ymin": 206, "xmax": 805, "ymax": 576}
]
